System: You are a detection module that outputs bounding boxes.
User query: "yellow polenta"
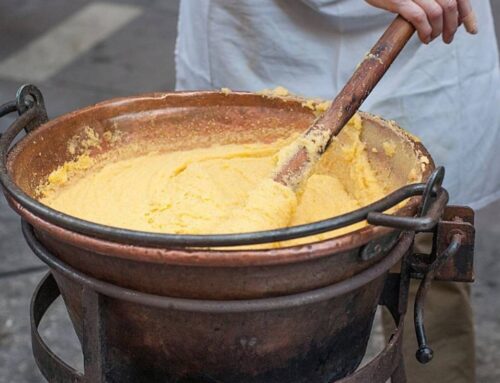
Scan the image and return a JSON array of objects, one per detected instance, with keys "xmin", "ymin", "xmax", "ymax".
[{"xmin": 38, "ymin": 114, "xmax": 390, "ymax": 245}]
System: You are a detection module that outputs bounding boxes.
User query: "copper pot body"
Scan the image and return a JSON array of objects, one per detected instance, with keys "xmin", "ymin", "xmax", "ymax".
[{"xmin": 3, "ymin": 92, "xmax": 432, "ymax": 382}]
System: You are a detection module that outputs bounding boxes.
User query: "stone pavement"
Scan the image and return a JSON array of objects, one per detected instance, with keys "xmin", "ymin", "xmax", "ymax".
[{"xmin": 0, "ymin": 1, "xmax": 499, "ymax": 382}]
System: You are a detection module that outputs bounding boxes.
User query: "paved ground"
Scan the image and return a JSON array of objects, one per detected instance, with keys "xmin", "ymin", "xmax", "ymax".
[{"xmin": 0, "ymin": 1, "xmax": 499, "ymax": 382}]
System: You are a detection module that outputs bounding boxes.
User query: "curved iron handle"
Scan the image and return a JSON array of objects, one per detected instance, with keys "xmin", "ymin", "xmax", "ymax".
[
  {"xmin": 367, "ymin": 188, "xmax": 448, "ymax": 232},
  {"xmin": 0, "ymin": 101, "xmax": 18, "ymax": 139},
  {"xmin": 0, "ymin": 100, "xmax": 17, "ymax": 118},
  {"xmin": 413, "ymin": 233, "xmax": 463, "ymax": 363},
  {"xmin": 1, "ymin": 85, "xmax": 446, "ymax": 247},
  {"xmin": 367, "ymin": 167, "xmax": 448, "ymax": 232},
  {"xmin": 0, "ymin": 84, "xmax": 47, "ymax": 139}
]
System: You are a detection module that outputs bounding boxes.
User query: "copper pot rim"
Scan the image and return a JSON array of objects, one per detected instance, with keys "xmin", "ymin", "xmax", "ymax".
[{"xmin": 4, "ymin": 91, "xmax": 434, "ymax": 267}]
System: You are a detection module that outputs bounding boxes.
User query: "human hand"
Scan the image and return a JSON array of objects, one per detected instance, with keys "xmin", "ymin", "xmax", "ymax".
[{"xmin": 365, "ymin": 0, "xmax": 477, "ymax": 44}]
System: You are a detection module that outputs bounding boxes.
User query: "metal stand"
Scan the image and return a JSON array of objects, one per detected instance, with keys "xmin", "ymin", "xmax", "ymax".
[
  {"xmin": 31, "ymin": 270, "xmax": 408, "ymax": 383},
  {"xmin": 26, "ymin": 203, "xmax": 476, "ymax": 383}
]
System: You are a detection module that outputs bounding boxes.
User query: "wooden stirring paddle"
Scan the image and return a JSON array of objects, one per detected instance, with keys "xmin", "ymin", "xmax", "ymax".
[{"xmin": 273, "ymin": 15, "xmax": 415, "ymax": 190}]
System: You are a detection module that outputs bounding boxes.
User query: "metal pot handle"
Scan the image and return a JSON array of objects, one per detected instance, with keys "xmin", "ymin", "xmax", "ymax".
[
  {"xmin": 0, "ymin": 84, "xmax": 48, "ymax": 138},
  {"xmin": 367, "ymin": 167, "xmax": 448, "ymax": 232},
  {"xmin": 0, "ymin": 101, "xmax": 18, "ymax": 126}
]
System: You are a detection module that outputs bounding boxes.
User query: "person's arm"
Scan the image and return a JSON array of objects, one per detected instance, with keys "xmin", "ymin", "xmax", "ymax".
[{"xmin": 365, "ymin": 0, "xmax": 477, "ymax": 44}]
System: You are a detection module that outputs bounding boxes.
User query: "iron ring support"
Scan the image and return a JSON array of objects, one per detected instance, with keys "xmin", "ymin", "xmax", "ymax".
[
  {"xmin": 31, "ymin": 272, "xmax": 84, "ymax": 383},
  {"xmin": 413, "ymin": 233, "xmax": 463, "ymax": 364},
  {"xmin": 22, "ymin": 220, "xmax": 414, "ymax": 313},
  {"xmin": 30, "ymin": 272, "xmax": 408, "ymax": 383},
  {"xmin": 336, "ymin": 313, "xmax": 406, "ymax": 383},
  {"xmin": 25, "ymin": 221, "xmax": 413, "ymax": 382}
]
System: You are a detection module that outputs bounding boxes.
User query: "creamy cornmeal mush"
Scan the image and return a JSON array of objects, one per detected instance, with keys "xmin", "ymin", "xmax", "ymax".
[{"xmin": 37, "ymin": 92, "xmax": 421, "ymax": 247}]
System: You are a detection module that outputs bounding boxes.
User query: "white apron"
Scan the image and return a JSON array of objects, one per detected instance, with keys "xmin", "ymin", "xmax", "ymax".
[{"xmin": 175, "ymin": 0, "xmax": 500, "ymax": 209}]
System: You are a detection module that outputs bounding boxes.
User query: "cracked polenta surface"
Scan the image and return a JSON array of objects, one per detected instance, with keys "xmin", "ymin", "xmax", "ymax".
[{"xmin": 38, "ymin": 113, "xmax": 391, "ymax": 246}]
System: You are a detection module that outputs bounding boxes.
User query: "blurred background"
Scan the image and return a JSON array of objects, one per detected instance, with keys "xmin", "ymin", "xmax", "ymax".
[{"xmin": 0, "ymin": 1, "xmax": 499, "ymax": 382}]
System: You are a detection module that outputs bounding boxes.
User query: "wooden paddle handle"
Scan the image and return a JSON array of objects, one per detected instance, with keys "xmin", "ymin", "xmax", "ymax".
[
  {"xmin": 274, "ymin": 16, "xmax": 415, "ymax": 189},
  {"xmin": 316, "ymin": 16, "xmax": 415, "ymax": 136}
]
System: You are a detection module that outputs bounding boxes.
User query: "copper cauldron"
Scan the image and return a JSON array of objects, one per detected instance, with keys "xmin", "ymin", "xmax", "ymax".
[{"xmin": 1, "ymin": 85, "xmax": 453, "ymax": 382}]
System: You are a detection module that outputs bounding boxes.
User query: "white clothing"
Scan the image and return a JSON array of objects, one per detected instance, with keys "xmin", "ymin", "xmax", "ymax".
[{"xmin": 175, "ymin": 0, "xmax": 500, "ymax": 209}]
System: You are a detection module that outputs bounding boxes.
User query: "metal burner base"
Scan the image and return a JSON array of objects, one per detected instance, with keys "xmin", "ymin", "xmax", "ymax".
[{"xmin": 31, "ymin": 272, "xmax": 408, "ymax": 383}]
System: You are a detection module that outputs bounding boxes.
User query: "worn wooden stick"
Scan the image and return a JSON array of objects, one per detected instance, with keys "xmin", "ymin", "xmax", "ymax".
[{"xmin": 273, "ymin": 16, "xmax": 415, "ymax": 190}]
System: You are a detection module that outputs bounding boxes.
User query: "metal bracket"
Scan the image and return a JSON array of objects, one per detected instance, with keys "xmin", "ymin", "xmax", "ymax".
[
  {"xmin": 433, "ymin": 206, "xmax": 475, "ymax": 282},
  {"xmin": 365, "ymin": 167, "xmax": 476, "ymax": 365},
  {"xmin": 410, "ymin": 206, "xmax": 475, "ymax": 282},
  {"xmin": 409, "ymin": 205, "xmax": 475, "ymax": 364}
]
